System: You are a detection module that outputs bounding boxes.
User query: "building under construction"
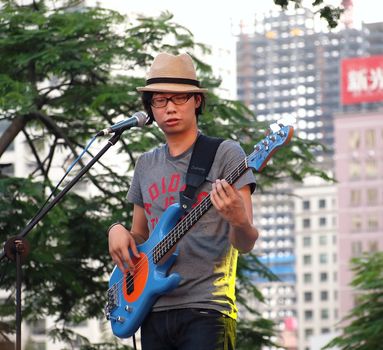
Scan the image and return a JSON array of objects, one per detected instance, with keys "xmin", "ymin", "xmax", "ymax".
[{"xmin": 236, "ymin": 5, "xmax": 383, "ymax": 350}]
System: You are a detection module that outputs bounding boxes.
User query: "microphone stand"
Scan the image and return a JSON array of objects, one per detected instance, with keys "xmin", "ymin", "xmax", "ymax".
[{"xmin": 0, "ymin": 131, "xmax": 124, "ymax": 350}]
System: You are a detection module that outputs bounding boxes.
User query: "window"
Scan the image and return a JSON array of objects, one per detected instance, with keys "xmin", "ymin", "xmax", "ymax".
[
  {"xmin": 304, "ymin": 291, "xmax": 313, "ymax": 302},
  {"xmin": 303, "ymin": 200, "xmax": 310, "ymax": 210},
  {"xmin": 321, "ymin": 328, "xmax": 330, "ymax": 334},
  {"xmin": 321, "ymin": 309, "xmax": 329, "ymax": 319},
  {"xmin": 369, "ymin": 241, "xmax": 379, "ymax": 252},
  {"xmin": 319, "ymin": 253, "xmax": 328, "ymax": 264},
  {"xmin": 366, "ymin": 188, "xmax": 378, "ymax": 206},
  {"xmin": 320, "ymin": 291, "xmax": 328, "ymax": 301},
  {"xmin": 365, "ymin": 159, "xmax": 378, "ymax": 178},
  {"xmin": 303, "ymin": 255, "xmax": 312, "ymax": 265},
  {"xmin": 367, "ymin": 215, "xmax": 379, "ymax": 231},
  {"xmin": 365, "ymin": 129, "xmax": 375, "ymax": 148},
  {"xmin": 351, "ymin": 215, "xmax": 362, "ymax": 232},
  {"xmin": 352, "ymin": 241, "xmax": 363, "ymax": 257},
  {"xmin": 30, "ymin": 319, "xmax": 46, "ymax": 335},
  {"xmin": 0, "ymin": 163, "xmax": 14, "ymax": 176},
  {"xmin": 319, "ymin": 217, "xmax": 327, "ymax": 227},
  {"xmin": 318, "ymin": 199, "xmax": 326, "ymax": 209},
  {"xmin": 349, "ymin": 130, "xmax": 360, "ymax": 149},
  {"xmin": 29, "ymin": 343, "xmax": 46, "ymax": 350},
  {"xmin": 304, "ymin": 328, "xmax": 314, "ymax": 339},
  {"xmin": 320, "ymin": 272, "xmax": 328, "ymax": 282},
  {"xmin": 349, "ymin": 161, "xmax": 361, "ymax": 179},
  {"xmin": 304, "ymin": 310, "xmax": 313, "ymax": 320},
  {"xmin": 319, "ymin": 235, "xmax": 327, "ymax": 246},
  {"xmin": 303, "ymin": 236, "xmax": 311, "ymax": 247},
  {"xmin": 303, "ymin": 218, "xmax": 311, "ymax": 229},
  {"xmin": 304, "ymin": 273, "xmax": 312, "ymax": 283},
  {"xmin": 350, "ymin": 189, "xmax": 361, "ymax": 206}
]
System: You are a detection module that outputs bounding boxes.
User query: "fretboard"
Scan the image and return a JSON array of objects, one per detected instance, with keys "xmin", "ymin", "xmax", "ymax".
[{"xmin": 152, "ymin": 156, "xmax": 249, "ymax": 263}]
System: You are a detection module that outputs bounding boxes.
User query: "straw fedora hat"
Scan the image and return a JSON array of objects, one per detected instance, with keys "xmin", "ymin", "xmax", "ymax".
[{"xmin": 137, "ymin": 53, "xmax": 208, "ymax": 93}]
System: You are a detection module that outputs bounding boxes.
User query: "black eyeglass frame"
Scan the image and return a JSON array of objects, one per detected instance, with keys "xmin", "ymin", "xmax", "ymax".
[{"xmin": 150, "ymin": 93, "xmax": 194, "ymax": 108}]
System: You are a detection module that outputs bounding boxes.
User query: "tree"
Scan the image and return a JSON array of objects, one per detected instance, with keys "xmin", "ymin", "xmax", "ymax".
[
  {"xmin": 0, "ymin": 0, "xmax": 330, "ymax": 348},
  {"xmin": 274, "ymin": 0, "xmax": 343, "ymax": 28},
  {"xmin": 324, "ymin": 252, "xmax": 383, "ymax": 350}
]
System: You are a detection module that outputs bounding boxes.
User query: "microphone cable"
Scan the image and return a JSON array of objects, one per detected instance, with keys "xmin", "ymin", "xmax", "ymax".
[
  {"xmin": 0, "ymin": 135, "xmax": 97, "ymax": 270},
  {"xmin": 24, "ymin": 135, "xmax": 98, "ymax": 226}
]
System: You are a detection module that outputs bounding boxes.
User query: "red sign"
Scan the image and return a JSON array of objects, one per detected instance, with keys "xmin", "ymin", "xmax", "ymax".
[{"xmin": 341, "ymin": 55, "xmax": 383, "ymax": 104}]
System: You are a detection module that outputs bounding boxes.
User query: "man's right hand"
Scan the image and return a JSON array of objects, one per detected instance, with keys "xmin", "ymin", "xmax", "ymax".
[{"xmin": 108, "ymin": 224, "xmax": 141, "ymax": 274}]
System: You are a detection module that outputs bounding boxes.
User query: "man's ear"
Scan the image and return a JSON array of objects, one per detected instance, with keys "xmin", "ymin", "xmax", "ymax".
[{"xmin": 195, "ymin": 94, "xmax": 202, "ymax": 108}]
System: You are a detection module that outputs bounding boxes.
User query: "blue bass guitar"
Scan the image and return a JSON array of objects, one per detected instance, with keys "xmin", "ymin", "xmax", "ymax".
[{"xmin": 105, "ymin": 124, "xmax": 294, "ymax": 338}]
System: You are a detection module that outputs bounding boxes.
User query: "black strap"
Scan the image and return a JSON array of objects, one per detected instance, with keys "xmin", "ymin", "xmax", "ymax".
[
  {"xmin": 146, "ymin": 77, "xmax": 201, "ymax": 87},
  {"xmin": 179, "ymin": 134, "xmax": 224, "ymax": 212}
]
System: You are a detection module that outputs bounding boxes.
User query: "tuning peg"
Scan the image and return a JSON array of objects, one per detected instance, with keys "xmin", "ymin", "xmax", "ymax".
[
  {"xmin": 269, "ymin": 123, "xmax": 281, "ymax": 133},
  {"xmin": 277, "ymin": 116, "xmax": 296, "ymax": 127}
]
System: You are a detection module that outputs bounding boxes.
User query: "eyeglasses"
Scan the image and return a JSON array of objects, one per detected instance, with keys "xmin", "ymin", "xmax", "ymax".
[{"xmin": 150, "ymin": 94, "xmax": 194, "ymax": 108}]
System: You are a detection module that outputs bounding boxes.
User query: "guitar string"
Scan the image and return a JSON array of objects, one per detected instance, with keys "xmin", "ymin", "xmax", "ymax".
[
  {"xmin": 108, "ymin": 187, "xmax": 214, "ymax": 297},
  {"xmin": 108, "ymin": 129, "xmax": 288, "ymax": 295},
  {"xmin": 108, "ymin": 163, "xmax": 246, "ymax": 298},
  {"xmin": 108, "ymin": 157, "xmax": 249, "ymax": 296}
]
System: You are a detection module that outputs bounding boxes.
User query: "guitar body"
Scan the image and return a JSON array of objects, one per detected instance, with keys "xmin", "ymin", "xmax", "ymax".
[
  {"xmin": 107, "ymin": 203, "xmax": 183, "ymax": 338},
  {"xmin": 106, "ymin": 124, "xmax": 294, "ymax": 339}
]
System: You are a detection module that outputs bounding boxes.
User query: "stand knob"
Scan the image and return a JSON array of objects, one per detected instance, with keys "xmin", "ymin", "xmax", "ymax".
[{"xmin": 4, "ymin": 236, "xmax": 30, "ymax": 263}]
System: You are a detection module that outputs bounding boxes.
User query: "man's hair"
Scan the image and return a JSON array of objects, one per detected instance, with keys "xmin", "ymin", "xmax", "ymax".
[{"xmin": 141, "ymin": 92, "xmax": 206, "ymax": 125}]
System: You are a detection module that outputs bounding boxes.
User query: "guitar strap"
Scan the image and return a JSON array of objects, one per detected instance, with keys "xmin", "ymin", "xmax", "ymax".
[{"xmin": 179, "ymin": 134, "xmax": 224, "ymax": 212}]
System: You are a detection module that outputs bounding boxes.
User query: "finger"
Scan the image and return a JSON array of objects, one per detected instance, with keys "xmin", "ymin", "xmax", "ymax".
[
  {"xmin": 219, "ymin": 179, "xmax": 235, "ymax": 196},
  {"xmin": 210, "ymin": 192, "xmax": 218, "ymax": 209},
  {"xmin": 212, "ymin": 180, "xmax": 224, "ymax": 200},
  {"xmin": 130, "ymin": 239, "xmax": 140, "ymax": 259},
  {"xmin": 112, "ymin": 251, "xmax": 125, "ymax": 273},
  {"xmin": 218, "ymin": 180, "xmax": 239, "ymax": 203},
  {"xmin": 215, "ymin": 180, "xmax": 235, "ymax": 207},
  {"xmin": 122, "ymin": 249, "xmax": 135, "ymax": 273},
  {"xmin": 210, "ymin": 189, "xmax": 224, "ymax": 209}
]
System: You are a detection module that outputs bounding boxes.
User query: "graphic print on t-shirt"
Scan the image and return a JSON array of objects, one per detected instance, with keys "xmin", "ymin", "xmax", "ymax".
[{"xmin": 144, "ymin": 172, "xmax": 208, "ymax": 229}]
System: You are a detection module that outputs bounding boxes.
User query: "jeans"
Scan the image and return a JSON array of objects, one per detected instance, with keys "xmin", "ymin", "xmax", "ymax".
[{"xmin": 141, "ymin": 308, "xmax": 236, "ymax": 350}]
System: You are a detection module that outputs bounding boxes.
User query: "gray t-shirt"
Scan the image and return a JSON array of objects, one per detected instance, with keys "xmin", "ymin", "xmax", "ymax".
[{"xmin": 127, "ymin": 137, "xmax": 255, "ymax": 319}]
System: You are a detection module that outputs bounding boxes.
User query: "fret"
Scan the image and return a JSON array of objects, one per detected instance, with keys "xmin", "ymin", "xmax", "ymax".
[{"xmin": 152, "ymin": 157, "xmax": 249, "ymax": 263}]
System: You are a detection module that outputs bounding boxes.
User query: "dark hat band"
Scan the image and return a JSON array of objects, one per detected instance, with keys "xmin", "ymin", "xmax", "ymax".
[{"xmin": 146, "ymin": 77, "xmax": 200, "ymax": 87}]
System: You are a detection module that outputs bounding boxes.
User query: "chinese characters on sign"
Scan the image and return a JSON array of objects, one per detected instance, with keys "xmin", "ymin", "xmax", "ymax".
[{"xmin": 341, "ymin": 55, "xmax": 383, "ymax": 104}]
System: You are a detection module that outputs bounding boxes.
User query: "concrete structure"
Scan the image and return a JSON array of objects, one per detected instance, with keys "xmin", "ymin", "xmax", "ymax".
[
  {"xmin": 334, "ymin": 111, "xmax": 383, "ymax": 321},
  {"xmin": 252, "ymin": 181, "xmax": 297, "ymax": 334},
  {"xmin": 236, "ymin": 7, "xmax": 383, "ymax": 350},
  {"xmin": 294, "ymin": 177, "xmax": 339, "ymax": 350}
]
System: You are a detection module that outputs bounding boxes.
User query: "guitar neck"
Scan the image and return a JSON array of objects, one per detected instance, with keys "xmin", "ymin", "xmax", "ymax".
[
  {"xmin": 153, "ymin": 157, "xmax": 249, "ymax": 263},
  {"xmin": 151, "ymin": 125, "xmax": 293, "ymax": 263}
]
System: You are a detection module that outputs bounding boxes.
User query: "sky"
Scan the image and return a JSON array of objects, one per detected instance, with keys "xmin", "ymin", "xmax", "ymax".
[
  {"xmin": 95, "ymin": 0, "xmax": 382, "ymax": 47},
  {"xmin": 91, "ymin": 0, "xmax": 382, "ymax": 103}
]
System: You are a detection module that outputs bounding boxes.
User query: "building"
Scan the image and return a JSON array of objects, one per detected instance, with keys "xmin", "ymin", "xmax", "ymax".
[
  {"xmin": 236, "ymin": 7, "xmax": 383, "ymax": 350},
  {"xmin": 252, "ymin": 181, "xmax": 297, "ymax": 335},
  {"xmin": 334, "ymin": 110, "xmax": 383, "ymax": 321},
  {"xmin": 293, "ymin": 177, "xmax": 339, "ymax": 350}
]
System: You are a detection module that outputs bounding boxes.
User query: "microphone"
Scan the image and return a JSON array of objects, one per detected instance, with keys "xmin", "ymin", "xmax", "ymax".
[{"xmin": 97, "ymin": 111, "xmax": 148, "ymax": 136}]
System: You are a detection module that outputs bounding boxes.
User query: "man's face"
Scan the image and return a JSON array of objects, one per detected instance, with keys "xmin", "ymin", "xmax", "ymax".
[{"xmin": 150, "ymin": 92, "xmax": 201, "ymax": 135}]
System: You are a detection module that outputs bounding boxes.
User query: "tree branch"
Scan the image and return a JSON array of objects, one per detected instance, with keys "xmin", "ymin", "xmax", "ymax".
[
  {"xmin": 28, "ymin": 111, "xmax": 127, "ymax": 206},
  {"xmin": 22, "ymin": 129, "xmax": 49, "ymax": 181},
  {"xmin": 0, "ymin": 115, "xmax": 30, "ymax": 157}
]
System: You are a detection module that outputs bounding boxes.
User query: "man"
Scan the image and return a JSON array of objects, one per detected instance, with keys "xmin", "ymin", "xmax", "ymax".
[{"xmin": 108, "ymin": 52, "xmax": 259, "ymax": 350}]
